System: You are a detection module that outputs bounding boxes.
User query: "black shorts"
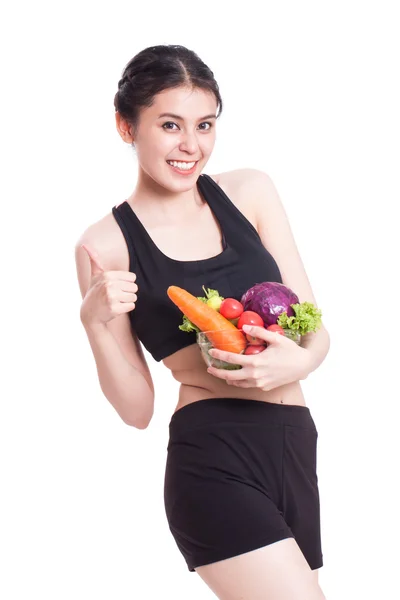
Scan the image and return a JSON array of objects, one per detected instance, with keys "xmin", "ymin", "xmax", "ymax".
[{"xmin": 164, "ymin": 398, "xmax": 323, "ymax": 572}]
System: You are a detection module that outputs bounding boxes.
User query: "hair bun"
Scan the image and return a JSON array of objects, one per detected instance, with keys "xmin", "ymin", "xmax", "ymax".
[{"xmin": 114, "ymin": 44, "xmax": 222, "ymax": 131}]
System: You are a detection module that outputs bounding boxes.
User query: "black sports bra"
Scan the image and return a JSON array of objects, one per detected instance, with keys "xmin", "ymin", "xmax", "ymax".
[{"xmin": 112, "ymin": 173, "xmax": 282, "ymax": 361}]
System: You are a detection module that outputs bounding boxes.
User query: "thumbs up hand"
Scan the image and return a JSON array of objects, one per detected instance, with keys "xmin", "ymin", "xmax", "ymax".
[
  {"xmin": 80, "ymin": 244, "xmax": 138, "ymax": 326},
  {"xmin": 83, "ymin": 243, "xmax": 105, "ymax": 278}
]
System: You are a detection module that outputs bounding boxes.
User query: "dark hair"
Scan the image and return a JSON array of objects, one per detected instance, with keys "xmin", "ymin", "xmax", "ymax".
[{"xmin": 114, "ymin": 45, "xmax": 223, "ymax": 134}]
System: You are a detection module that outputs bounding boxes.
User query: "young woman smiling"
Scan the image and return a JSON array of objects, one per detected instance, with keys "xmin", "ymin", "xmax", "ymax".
[{"xmin": 75, "ymin": 45, "xmax": 329, "ymax": 600}]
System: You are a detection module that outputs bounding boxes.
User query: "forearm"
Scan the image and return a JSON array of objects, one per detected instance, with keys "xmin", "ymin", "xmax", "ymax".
[
  {"xmin": 82, "ymin": 321, "xmax": 154, "ymax": 428},
  {"xmin": 300, "ymin": 324, "xmax": 331, "ymax": 377}
]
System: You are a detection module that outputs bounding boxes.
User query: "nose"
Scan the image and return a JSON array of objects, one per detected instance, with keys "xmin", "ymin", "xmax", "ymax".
[{"xmin": 179, "ymin": 130, "xmax": 200, "ymax": 155}]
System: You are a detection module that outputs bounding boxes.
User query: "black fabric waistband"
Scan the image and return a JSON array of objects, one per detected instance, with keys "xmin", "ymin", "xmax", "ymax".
[{"xmin": 169, "ymin": 398, "xmax": 316, "ymax": 437}]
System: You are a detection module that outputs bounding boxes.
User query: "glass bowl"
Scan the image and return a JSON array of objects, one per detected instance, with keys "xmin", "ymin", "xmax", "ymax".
[
  {"xmin": 282, "ymin": 329, "xmax": 301, "ymax": 344},
  {"xmin": 196, "ymin": 330, "xmax": 244, "ymax": 370},
  {"xmin": 197, "ymin": 328, "xmax": 301, "ymax": 370}
]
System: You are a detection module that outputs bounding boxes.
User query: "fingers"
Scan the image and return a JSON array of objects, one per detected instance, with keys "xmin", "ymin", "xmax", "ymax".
[
  {"xmin": 105, "ymin": 280, "xmax": 137, "ymax": 305},
  {"xmin": 242, "ymin": 324, "xmax": 282, "ymax": 344},
  {"xmin": 206, "ymin": 366, "xmax": 260, "ymax": 388},
  {"xmin": 230, "ymin": 380, "xmax": 257, "ymax": 388},
  {"xmin": 112, "ymin": 271, "xmax": 137, "ymax": 283},
  {"xmin": 207, "ymin": 364, "xmax": 253, "ymax": 381},
  {"xmin": 208, "ymin": 349, "xmax": 251, "ymax": 366},
  {"xmin": 81, "ymin": 245, "xmax": 137, "ymax": 283},
  {"xmin": 120, "ymin": 291, "xmax": 137, "ymax": 304},
  {"xmin": 119, "ymin": 281, "xmax": 138, "ymax": 294},
  {"xmin": 207, "ymin": 364, "xmax": 267, "ymax": 390},
  {"xmin": 81, "ymin": 244, "xmax": 104, "ymax": 275},
  {"xmin": 117, "ymin": 300, "xmax": 137, "ymax": 312},
  {"xmin": 223, "ymin": 377, "xmax": 254, "ymax": 388},
  {"xmin": 112, "ymin": 280, "xmax": 138, "ymax": 306}
]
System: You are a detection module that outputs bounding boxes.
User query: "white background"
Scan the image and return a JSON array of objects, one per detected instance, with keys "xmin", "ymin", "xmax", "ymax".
[{"xmin": 1, "ymin": 1, "xmax": 399, "ymax": 598}]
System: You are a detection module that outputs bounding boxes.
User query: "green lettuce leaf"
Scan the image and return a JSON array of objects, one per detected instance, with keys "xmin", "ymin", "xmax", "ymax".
[
  {"xmin": 179, "ymin": 315, "xmax": 201, "ymax": 333},
  {"xmin": 277, "ymin": 302, "xmax": 322, "ymax": 336}
]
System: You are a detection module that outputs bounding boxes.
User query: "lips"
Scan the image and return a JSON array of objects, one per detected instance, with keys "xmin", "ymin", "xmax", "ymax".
[
  {"xmin": 167, "ymin": 160, "xmax": 198, "ymax": 168},
  {"xmin": 166, "ymin": 160, "xmax": 199, "ymax": 175}
]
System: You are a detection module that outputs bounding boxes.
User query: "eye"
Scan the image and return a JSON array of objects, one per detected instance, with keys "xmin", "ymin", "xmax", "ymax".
[
  {"xmin": 162, "ymin": 121, "xmax": 178, "ymax": 131},
  {"xmin": 198, "ymin": 122, "xmax": 213, "ymax": 131}
]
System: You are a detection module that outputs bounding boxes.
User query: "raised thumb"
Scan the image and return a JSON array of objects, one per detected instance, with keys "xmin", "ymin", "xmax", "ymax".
[{"xmin": 81, "ymin": 244, "xmax": 104, "ymax": 276}]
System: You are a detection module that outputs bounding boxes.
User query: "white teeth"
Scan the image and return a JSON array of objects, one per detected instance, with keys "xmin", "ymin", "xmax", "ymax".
[{"xmin": 167, "ymin": 160, "xmax": 196, "ymax": 170}]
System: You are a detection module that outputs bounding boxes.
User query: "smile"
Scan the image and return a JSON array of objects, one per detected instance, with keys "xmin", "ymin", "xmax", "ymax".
[{"xmin": 167, "ymin": 160, "xmax": 198, "ymax": 171}]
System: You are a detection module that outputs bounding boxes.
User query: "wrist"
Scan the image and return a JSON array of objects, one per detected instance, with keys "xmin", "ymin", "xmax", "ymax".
[{"xmin": 81, "ymin": 315, "xmax": 107, "ymax": 334}]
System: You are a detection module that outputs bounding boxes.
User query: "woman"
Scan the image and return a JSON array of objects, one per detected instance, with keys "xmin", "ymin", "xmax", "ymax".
[{"xmin": 75, "ymin": 44, "xmax": 330, "ymax": 600}]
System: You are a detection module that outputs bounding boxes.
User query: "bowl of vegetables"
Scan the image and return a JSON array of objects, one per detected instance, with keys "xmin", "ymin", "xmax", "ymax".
[
  {"xmin": 167, "ymin": 282, "xmax": 322, "ymax": 371},
  {"xmin": 196, "ymin": 327, "xmax": 301, "ymax": 370},
  {"xmin": 196, "ymin": 330, "xmax": 244, "ymax": 370}
]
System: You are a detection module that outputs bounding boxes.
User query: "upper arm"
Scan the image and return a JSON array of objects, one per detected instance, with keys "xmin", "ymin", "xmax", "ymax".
[
  {"xmin": 74, "ymin": 229, "xmax": 154, "ymax": 394},
  {"xmin": 243, "ymin": 169, "xmax": 318, "ymax": 306}
]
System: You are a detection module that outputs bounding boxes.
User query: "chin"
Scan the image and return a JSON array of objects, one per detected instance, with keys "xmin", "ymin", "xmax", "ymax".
[{"xmin": 157, "ymin": 164, "xmax": 203, "ymax": 192}]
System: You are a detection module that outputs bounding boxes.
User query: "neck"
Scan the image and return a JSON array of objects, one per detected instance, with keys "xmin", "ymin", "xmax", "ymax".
[{"xmin": 129, "ymin": 167, "xmax": 204, "ymax": 220}]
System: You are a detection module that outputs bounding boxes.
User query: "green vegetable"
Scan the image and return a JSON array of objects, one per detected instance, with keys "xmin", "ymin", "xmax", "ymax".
[
  {"xmin": 179, "ymin": 315, "xmax": 201, "ymax": 333},
  {"xmin": 201, "ymin": 286, "xmax": 224, "ymax": 309},
  {"xmin": 178, "ymin": 286, "xmax": 224, "ymax": 333},
  {"xmin": 207, "ymin": 295, "xmax": 223, "ymax": 311},
  {"xmin": 277, "ymin": 302, "xmax": 322, "ymax": 336}
]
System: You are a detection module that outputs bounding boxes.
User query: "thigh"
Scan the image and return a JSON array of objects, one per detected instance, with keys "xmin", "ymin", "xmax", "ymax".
[
  {"xmin": 312, "ymin": 569, "xmax": 320, "ymax": 585},
  {"xmin": 195, "ymin": 538, "xmax": 326, "ymax": 600}
]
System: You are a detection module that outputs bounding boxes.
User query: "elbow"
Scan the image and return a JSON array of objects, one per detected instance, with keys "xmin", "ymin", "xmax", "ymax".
[
  {"xmin": 323, "ymin": 324, "xmax": 331, "ymax": 354},
  {"xmin": 124, "ymin": 416, "xmax": 152, "ymax": 430},
  {"xmin": 121, "ymin": 404, "xmax": 154, "ymax": 430}
]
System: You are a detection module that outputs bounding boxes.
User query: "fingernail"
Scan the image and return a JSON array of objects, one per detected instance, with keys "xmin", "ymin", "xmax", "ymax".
[{"xmin": 242, "ymin": 325, "xmax": 251, "ymax": 332}]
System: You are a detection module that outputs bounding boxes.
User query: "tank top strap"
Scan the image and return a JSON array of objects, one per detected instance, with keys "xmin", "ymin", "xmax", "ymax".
[
  {"xmin": 197, "ymin": 174, "xmax": 261, "ymax": 244},
  {"xmin": 111, "ymin": 202, "xmax": 172, "ymax": 281},
  {"xmin": 111, "ymin": 172, "xmax": 262, "ymax": 277}
]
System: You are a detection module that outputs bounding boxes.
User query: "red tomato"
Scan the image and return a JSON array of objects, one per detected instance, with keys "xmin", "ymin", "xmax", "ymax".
[
  {"xmin": 244, "ymin": 345, "xmax": 266, "ymax": 355},
  {"xmin": 246, "ymin": 334, "xmax": 265, "ymax": 345},
  {"xmin": 266, "ymin": 324, "xmax": 285, "ymax": 335},
  {"xmin": 237, "ymin": 311, "xmax": 264, "ymax": 329},
  {"xmin": 219, "ymin": 298, "xmax": 244, "ymax": 320}
]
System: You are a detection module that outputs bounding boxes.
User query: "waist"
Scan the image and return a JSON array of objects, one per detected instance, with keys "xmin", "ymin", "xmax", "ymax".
[
  {"xmin": 169, "ymin": 397, "xmax": 316, "ymax": 439},
  {"xmin": 165, "ymin": 344, "xmax": 306, "ymax": 411},
  {"xmin": 175, "ymin": 379, "xmax": 305, "ymax": 409}
]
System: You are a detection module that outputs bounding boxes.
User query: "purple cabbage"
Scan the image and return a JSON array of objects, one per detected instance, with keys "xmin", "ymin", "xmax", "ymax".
[{"xmin": 240, "ymin": 282, "xmax": 299, "ymax": 327}]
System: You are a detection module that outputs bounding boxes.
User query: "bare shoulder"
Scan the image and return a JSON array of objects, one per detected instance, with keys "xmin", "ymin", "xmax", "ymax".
[
  {"xmin": 209, "ymin": 167, "xmax": 276, "ymax": 212},
  {"xmin": 212, "ymin": 168, "xmax": 319, "ymax": 306},
  {"xmin": 211, "ymin": 167, "xmax": 271, "ymax": 193},
  {"xmin": 211, "ymin": 167, "xmax": 265, "ymax": 188},
  {"xmin": 75, "ymin": 209, "xmax": 129, "ymax": 275},
  {"xmin": 208, "ymin": 168, "xmax": 266, "ymax": 229}
]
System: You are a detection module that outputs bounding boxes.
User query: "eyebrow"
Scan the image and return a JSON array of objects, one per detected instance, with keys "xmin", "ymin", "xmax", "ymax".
[{"xmin": 157, "ymin": 113, "xmax": 217, "ymax": 121}]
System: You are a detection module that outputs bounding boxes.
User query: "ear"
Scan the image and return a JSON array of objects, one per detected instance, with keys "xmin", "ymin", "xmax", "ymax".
[{"xmin": 115, "ymin": 111, "xmax": 135, "ymax": 144}]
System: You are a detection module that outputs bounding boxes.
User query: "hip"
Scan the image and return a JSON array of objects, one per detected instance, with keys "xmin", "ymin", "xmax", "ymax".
[
  {"xmin": 164, "ymin": 397, "xmax": 321, "ymax": 572},
  {"xmin": 165, "ymin": 397, "xmax": 318, "ymax": 518}
]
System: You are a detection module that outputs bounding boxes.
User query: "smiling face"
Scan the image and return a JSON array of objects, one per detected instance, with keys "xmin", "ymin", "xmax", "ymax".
[{"xmin": 116, "ymin": 85, "xmax": 218, "ymax": 193}]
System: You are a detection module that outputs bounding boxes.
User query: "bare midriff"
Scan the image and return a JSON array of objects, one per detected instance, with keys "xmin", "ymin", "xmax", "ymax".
[
  {"xmin": 109, "ymin": 172, "xmax": 308, "ymax": 416},
  {"xmin": 162, "ymin": 342, "xmax": 306, "ymax": 414}
]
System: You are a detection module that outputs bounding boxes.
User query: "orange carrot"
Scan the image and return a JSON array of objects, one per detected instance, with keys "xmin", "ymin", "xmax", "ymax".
[{"xmin": 167, "ymin": 286, "xmax": 246, "ymax": 354}]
